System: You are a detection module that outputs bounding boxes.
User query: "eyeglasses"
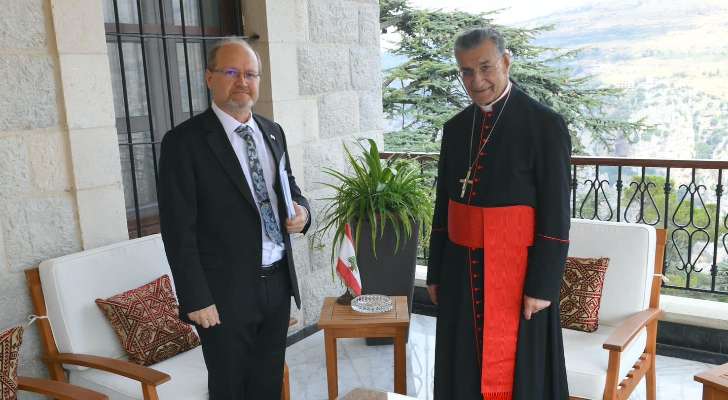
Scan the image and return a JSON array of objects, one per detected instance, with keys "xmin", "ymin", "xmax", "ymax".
[
  {"xmin": 459, "ymin": 57, "xmax": 503, "ymax": 80},
  {"xmin": 210, "ymin": 68, "xmax": 260, "ymax": 81}
]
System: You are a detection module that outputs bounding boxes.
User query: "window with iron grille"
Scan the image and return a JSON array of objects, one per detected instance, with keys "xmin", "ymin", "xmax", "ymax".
[{"xmin": 103, "ymin": 0, "xmax": 244, "ymax": 238}]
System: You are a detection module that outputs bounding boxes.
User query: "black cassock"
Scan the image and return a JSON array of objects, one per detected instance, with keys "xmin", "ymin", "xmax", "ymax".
[{"xmin": 427, "ymin": 84, "xmax": 571, "ymax": 400}]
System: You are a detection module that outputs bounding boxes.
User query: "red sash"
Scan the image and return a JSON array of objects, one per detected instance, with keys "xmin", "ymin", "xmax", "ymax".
[{"xmin": 448, "ymin": 201, "xmax": 535, "ymax": 400}]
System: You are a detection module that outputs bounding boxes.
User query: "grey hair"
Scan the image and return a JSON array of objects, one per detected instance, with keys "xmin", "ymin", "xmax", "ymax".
[
  {"xmin": 206, "ymin": 37, "xmax": 262, "ymax": 71},
  {"xmin": 454, "ymin": 27, "xmax": 507, "ymax": 55}
]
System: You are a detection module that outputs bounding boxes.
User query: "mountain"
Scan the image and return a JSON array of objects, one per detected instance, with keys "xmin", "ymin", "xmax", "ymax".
[{"xmin": 520, "ymin": 0, "xmax": 728, "ymax": 160}]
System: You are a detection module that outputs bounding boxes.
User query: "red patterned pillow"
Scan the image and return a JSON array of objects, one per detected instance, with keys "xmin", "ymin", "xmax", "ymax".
[
  {"xmin": 559, "ymin": 257, "xmax": 610, "ymax": 333},
  {"xmin": 96, "ymin": 275, "xmax": 200, "ymax": 366},
  {"xmin": 1, "ymin": 325, "xmax": 23, "ymax": 400}
]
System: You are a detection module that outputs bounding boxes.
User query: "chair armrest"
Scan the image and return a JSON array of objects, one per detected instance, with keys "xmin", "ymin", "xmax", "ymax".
[
  {"xmin": 18, "ymin": 376, "xmax": 108, "ymax": 400},
  {"xmin": 603, "ymin": 308, "xmax": 663, "ymax": 352},
  {"xmin": 49, "ymin": 353, "xmax": 170, "ymax": 386}
]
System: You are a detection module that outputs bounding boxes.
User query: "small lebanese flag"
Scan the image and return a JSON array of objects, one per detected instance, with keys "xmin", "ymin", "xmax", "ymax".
[{"xmin": 336, "ymin": 224, "xmax": 362, "ymax": 296}]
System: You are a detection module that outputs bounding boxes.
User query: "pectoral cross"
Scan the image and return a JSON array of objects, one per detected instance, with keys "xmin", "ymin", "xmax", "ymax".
[{"xmin": 459, "ymin": 169, "xmax": 474, "ymax": 199}]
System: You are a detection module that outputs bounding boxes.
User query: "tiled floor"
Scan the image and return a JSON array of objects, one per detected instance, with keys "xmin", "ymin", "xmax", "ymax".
[{"xmin": 286, "ymin": 314, "xmax": 716, "ymax": 400}]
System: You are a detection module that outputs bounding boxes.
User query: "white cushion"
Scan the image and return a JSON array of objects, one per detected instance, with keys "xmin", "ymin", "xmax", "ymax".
[
  {"xmin": 568, "ymin": 220, "xmax": 656, "ymax": 326},
  {"xmin": 563, "ymin": 324, "xmax": 647, "ymax": 399},
  {"xmin": 564, "ymin": 220, "xmax": 656, "ymax": 399},
  {"xmin": 40, "ymin": 234, "xmax": 208, "ymax": 399},
  {"xmin": 38, "ymin": 234, "xmax": 175, "ymax": 370},
  {"xmin": 69, "ymin": 346, "xmax": 208, "ymax": 400}
]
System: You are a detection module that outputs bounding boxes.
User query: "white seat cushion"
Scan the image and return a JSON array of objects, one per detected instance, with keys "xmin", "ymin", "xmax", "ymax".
[
  {"xmin": 69, "ymin": 347, "xmax": 208, "ymax": 400},
  {"xmin": 564, "ymin": 325, "xmax": 647, "ymax": 399},
  {"xmin": 40, "ymin": 234, "xmax": 210, "ymax": 399},
  {"xmin": 39, "ymin": 234, "xmax": 175, "ymax": 370},
  {"xmin": 567, "ymin": 220, "xmax": 656, "ymax": 326}
]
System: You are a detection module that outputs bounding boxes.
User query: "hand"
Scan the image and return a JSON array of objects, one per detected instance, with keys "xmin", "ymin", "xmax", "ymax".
[
  {"xmin": 187, "ymin": 304, "xmax": 221, "ymax": 328},
  {"xmin": 427, "ymin": 284, "xmax": 439, "ymax": 305},
  {"xmin": 286, "ymin": 202, "xmax": 308, "ymax": 233},
  {"xmin": 523, "ymin": 295, "xmax": 551, "ymax": 320}
]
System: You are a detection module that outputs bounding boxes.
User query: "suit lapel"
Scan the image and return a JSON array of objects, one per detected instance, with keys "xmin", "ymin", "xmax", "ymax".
[
  {"xmin": 254, "ymin": 114, "xmax": 284, "ymax": 183},
  {"xmin": 202, "ymin": 109, "xmax": 257, "ymax": 208},
  {"xmin": 253, "ymin": 114, "xmax": 283, "ymax": 170}
]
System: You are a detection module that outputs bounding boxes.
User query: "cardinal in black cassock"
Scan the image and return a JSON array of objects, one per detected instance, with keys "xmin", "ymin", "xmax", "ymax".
[{"xmin": 427, "ymin": 28, "xmax": 572, "ymax": 400}]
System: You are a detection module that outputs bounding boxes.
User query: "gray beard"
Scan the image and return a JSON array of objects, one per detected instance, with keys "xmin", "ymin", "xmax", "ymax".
[{"xmin": 222, "ymin": 99, "xmax": 253, "ymax": 114}]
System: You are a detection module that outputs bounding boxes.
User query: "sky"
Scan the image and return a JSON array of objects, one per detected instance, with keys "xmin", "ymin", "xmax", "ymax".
[
  {"xmin": 407, "ymin": 0, "xmax": 593, "ymax": 25},
  {"xmin": 382, "ymin": 0, "xmax": 594, "ymax": 50}
]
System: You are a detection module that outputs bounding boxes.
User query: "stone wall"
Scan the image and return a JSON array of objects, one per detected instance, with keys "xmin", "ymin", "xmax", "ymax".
[
  {"xmin": 245, "ymin": 0, "xmax": 383, "ymax": 329},
  {"xmin": 0, "ymin": 0, "xmax": 127, "ymax": 384}
]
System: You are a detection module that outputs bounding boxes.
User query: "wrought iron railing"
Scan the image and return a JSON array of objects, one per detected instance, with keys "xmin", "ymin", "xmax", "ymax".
[{"xmin": 382, "ymin": 152, "xmax": 728, "ymax": 297}]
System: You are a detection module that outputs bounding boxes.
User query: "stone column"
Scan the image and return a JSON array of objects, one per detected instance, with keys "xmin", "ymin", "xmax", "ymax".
[
  {"xmin": 243, "ymin": 0, "xmax": 384, "ymax": 328},
  {"xmin": 50, "ymin": 0, "xmax": 128, "ymax": 249}
]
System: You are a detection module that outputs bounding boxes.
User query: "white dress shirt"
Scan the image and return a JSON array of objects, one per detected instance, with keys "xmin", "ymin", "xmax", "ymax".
[
  {"xmin": 211, "ymin": 102, "xmax": 285, "ymax": 265},
  {"xmin": 479, "ymin": 80, "xmax": 512, "ymax": 112}
]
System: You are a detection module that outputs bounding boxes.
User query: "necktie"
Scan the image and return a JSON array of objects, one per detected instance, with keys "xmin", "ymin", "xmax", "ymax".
[{"xmin": 234, "ymin": 124, "xmax": 284, "ymax": 245}]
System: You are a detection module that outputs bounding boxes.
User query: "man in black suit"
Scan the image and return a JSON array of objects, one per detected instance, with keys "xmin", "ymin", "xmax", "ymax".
[{"xmin": 158, "ymin": 38, "xmax": 311, "ymax": 399}]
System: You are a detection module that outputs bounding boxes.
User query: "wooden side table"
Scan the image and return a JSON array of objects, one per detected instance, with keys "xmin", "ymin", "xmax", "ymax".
[
  {"xmin": 695, "ymin": 362, "xmax": 728, "ymax": 399},
  {"xmin": 318, "ymin": 296, "xmax": 410, "ymax": 400}
]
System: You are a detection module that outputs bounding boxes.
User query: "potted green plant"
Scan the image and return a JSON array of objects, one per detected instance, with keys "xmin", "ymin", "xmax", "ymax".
[{"xmin": 317, "ymin": 139, "xmax": 432, "ymax": 331}]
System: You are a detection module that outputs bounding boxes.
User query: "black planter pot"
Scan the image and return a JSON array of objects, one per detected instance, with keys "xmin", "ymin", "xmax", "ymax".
[{"xmin": 354, "ymin": 219, "xmax": 418, "ymax": 345}]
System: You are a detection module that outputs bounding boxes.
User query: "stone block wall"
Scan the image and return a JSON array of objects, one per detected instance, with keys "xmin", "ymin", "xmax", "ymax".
[
  {"xmin": 0, "ymin": 0, "xmax": 75, "ymax": 384},
  {"xmin": 0, "ymin": 0, "xmax": 127, "ymax": 385},
  {"xmin": 245, "ymin": 0, "xmax": 383, "ymax": 329}
]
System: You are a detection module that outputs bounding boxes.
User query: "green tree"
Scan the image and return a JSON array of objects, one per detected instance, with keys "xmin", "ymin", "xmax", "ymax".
[{"xmin": 380, "ymin": 0, "xmax": 649, "ymax": 153}]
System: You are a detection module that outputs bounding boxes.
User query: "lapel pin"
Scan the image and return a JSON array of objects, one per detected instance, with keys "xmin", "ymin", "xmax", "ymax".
[{"xmin": 270, "ymin": 134, "xmax": 276, "ymax": 141}]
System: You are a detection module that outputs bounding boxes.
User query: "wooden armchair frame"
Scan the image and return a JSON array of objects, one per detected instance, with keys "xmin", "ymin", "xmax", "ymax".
[
  {"xmin": 569, "ymin": 228, "xmax": 667, "ymax": 400},
  {"xmin": 18, "ymin": 376, "xmax": 108, "ymax": 399}
]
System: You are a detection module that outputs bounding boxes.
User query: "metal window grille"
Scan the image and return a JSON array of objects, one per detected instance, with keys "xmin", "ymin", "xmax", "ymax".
[{"xmin": 103, "ymin": 0, "xmax": 245, "ymax": 238}]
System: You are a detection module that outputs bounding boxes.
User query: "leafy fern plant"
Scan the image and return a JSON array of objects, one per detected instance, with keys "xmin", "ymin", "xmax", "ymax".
[{"xmin": 317, "ymin": 139, "xmax": 433, "ymax": 265}]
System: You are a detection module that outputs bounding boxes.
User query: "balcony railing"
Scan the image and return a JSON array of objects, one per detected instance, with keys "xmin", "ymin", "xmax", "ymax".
[{"xmin": 381, "ymin": 152, "xmax": 728, "ymax": 299}]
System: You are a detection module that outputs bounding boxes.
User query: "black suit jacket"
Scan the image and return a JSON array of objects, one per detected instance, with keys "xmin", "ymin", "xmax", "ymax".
[{"xmin": 158, "ymin": 108, "xmax": 310, "ymax": 325}]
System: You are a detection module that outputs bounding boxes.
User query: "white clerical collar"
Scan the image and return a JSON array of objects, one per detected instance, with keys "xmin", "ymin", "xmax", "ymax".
[
  {"xmin": 211, "ymin": 101, "xmax": 255, "ymax": 135},
  {"xmin": 478, "ymin": 80, "xmax": 512, "ymax": 112}
]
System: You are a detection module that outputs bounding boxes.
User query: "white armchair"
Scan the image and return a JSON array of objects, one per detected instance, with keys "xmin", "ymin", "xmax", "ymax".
[
  {"xmin": 564, "ymin": 219, "xmax": 666, "ymax": 400},
  {"xmin": 26, "ymin": 234, "xmax": 291, "ymax": 400}
]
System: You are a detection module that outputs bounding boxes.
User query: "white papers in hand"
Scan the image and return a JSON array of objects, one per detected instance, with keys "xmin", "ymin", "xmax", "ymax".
[{"xmin": 279, "ymin": 157, "xmax": 296, "ymax": 220}]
